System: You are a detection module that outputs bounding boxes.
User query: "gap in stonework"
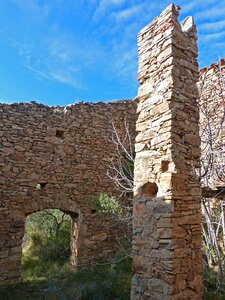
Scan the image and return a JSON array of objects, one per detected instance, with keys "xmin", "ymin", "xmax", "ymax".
[{"xmin": 22, "ymin": 209, "xmax": 73, "ymax": 282}]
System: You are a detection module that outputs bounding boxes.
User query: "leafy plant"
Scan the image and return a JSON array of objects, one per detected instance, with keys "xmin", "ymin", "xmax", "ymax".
[
  {"xmin": 90, "ymin": 192, "xmax": 124, "ymax": 217},
  {"xmin": 23, "ymin": 209, "xmax": 71, "ymax": 263}
]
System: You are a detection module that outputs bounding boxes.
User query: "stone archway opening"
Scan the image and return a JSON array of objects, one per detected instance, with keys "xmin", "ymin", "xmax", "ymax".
[{"xmin": 21, "ymin": 208, "xmax": 80, "ymax": 280}]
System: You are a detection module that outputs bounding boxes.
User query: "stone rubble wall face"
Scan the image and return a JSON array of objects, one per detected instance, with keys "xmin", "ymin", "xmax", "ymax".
[
  {"xmin": 198, "ymin": 61, "xmax": 225, "ymax": 188},
  {"xmin": 0, "ymin": 100, "xmax": 137, "ymax": 285},
  {"xmin": 131, "ymin": 4, "xmax": 202, "ymax": 300}
]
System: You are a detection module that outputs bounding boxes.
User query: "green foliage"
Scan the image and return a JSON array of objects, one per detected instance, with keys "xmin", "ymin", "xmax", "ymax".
[
  {"xmin": 120, "ymin": 154, "xmax": 134, "ymax": 199},
  {"xmin": 22, "ymin": 255, "xmax": 71, "ymax": 282},
  {"xmin": 68, "ymin": 251, "xmax": 132, "ymax": 300},
  {"xmin": 121, "ymin": 153, "xmax": 134, "ymax": 186},
  {"xmin": 203, "ymin": 266, "xmax": 225, "ymax": 299},
  {"xmin": 25, "ymin": 233, "xmax": 70, "ymax": 262},
  {"xmin": 0, "ymin": 251, "xmax": 132, "ymax": 300},
  {"xmin": 91, "ymin": 193, "xmax": 124, "ymax": 217},
  {"xmin": 23, "ymin": 209, "xmax": 71, "ymax": 262},
  {"xmin": 25, "ymin": 209, "xmax": 71, "ymax": 239}
]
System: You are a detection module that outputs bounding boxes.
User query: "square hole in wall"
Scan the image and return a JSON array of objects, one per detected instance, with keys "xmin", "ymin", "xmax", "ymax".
[
  {"xmin": 36, "ymin": 183, "xmax": 47, "ymax": 190},
  {"xmin": 161, "ymin": 160, "xmax": 169, "ymax": 172},
  {"xmin": 56, "ymin": 129, "xmax": 65, "ymax": 140}
]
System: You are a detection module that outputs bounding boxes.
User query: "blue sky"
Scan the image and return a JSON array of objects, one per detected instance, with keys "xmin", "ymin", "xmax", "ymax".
[{"xmin": 0, "ymin": 0, "xmax": 224, "ymax": 106}]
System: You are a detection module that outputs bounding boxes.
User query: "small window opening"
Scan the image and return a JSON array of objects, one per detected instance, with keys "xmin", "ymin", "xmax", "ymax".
[
  {"xmin": 36, "ymin": 182, "xmax": 47, "ymax": 190},
  {"xmin": 12, "ymin": 219, "xmax": 24, "ymax": 228},
  {"xmin": 140, "ymin": 182, "xmax": 158, "ymax": 198},
  {"xmin": 56, "ymin": 129, "xmax": 65, "ymax": 139},
  {"xmin": 91, "ymin": 209, "xmax": 97, "ymax": 214},
  {"xmin": 161, "ymin": 160, "xmax": 169, "ymax": 172}
]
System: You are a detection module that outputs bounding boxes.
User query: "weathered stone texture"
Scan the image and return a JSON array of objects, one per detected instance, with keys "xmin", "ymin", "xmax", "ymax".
[
  {"xmin": 198, "ymin": 60, "xmax": 225, "ymax": 189},
  {"xmin": 0, "ymin": 100, "xmax": 137, "ymax": 285},
  {"xmin": 131, "ymin": 4, "xmax": 202, "ymax": 299}
]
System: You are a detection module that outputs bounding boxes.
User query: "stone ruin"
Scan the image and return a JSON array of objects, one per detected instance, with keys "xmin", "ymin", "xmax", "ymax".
[
  {"xmin": 198, "ymin": 59, "xmax": 225, "ymax": 196},
  {"xmin": 131, "ymin": 4, "xmax": 202, "ymax": 299},
  {"xmin": 0, "ymin": 100, "xmax": 137, "ymax": 284},
  {"xmin": 1, "ymin": 2, "xmax": 224, "ymax": 299}
]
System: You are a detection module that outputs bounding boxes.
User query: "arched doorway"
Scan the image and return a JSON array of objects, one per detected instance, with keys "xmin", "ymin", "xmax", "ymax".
[{"xmin": 22, "ymin": 208, "xmax": 80, "ymax": 281}]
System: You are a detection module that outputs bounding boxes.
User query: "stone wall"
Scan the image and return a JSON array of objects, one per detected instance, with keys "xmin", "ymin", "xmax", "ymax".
[
  {"xmin": 131, "ymin": 4, "xmax": 202, "ymax": 299},
  {"xmin": 198, "ymin": 60, "xmax": 225, "ymax": 189},
  {"xmin": 0, "ymin": 100, "xmax": 137, "ymax": 285}
]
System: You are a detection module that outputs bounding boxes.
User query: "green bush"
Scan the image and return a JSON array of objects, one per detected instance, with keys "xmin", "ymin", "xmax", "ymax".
[
  {"xmin": 203, "ymin": 266, "xmax": 225, "ymax": 299},
  {"xmin": 90, "ymin": 193, "xmax": 124, "ymax": 217},
  {"xmin": 28, "ymin": 234, "xmax": 70, "ymax": 262},
  {"xmin": 74, "ymin": 252, "xmax": 132, "ymax": 300}
]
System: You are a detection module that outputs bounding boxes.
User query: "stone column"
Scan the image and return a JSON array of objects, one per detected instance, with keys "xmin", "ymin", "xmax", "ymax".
[{"xmin": 131, "ymin": 4, "xmax": 202, "ymax": 300}]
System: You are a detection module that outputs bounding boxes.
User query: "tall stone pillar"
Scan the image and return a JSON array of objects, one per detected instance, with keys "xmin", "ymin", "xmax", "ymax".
[{"xmin": 131, "ymin": 4, "xmax": 202, "ymax": 300}]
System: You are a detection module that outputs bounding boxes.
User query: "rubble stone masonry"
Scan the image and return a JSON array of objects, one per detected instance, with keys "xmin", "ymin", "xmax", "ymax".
[
  {"xmin": 198, "ymin": 60, "xmax": 225, "ymax": 189},
  {"xmin": 0, "ymin": 100, "xmax": 137, "ymax": 285},
  {"xmin": 131, "ymin": 4, "xmax": 202, "ymax": 300}
]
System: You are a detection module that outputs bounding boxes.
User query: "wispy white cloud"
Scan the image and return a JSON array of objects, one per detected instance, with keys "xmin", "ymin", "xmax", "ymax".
[
  {"xmin": 195, "ymin": 4, "xmax": 225, "ymax": 21},
  {"xmin": 112, "ymin": 48, "xmax": 138, "ymax": 83},
  {"xmin": 3, "ymin": 0, "xmax": 225, "ymax": 100},
  {"xmin": 89, "ymin": 1, "xmax": 161, "ymax": 91},
  {"xmin": 200, "ymin": 30, "xmax": 225, "ymax": 42},
  {"xmin": 93, "ymin": 0, "xmax": 125, "ymax": 21},
  {"xmin": 23, "ymin": 64, "xmax": 52, "ymax": 81},
  {"xmin": 106, "ymin": 24, "xmax": 138, "ymax": 86},
  {"xmin": 181, "ymin": 0, "xmax": 216, "ymax": 14},
  {"xmin": 20, "ymin": 43, "xmax": 84, "ymax": 89},
  {"xmin": 47, "ymin": 35, "xmax": 78, "ymax": 64},
  {"xmin": 2, "ymin": 30, "xmax": 86, "ymax": 89},
  {"xmin": 111, "ymin": 5, "xmax": 142, "ymax": 23},
  {"xmin": 49, "ymin": 70, "xmax": 82, "ymax": 89},
  {"xmin": 198, "ymin": 19, "xmax": 225, "ymax": 32},
  {"xmin": 22, "ymin": 41, "xmax": 85, "ymax": 88},
  {"xmin": 181, "ymin": 1, "xmax": 197, "ymax": 14},
  {"xmin": 91, "ymin": 1, "xmax": 161, "ymax": 87},
  {"xmin": 10, "ymin": 0, "xmax": 51, "ymax": 20}
]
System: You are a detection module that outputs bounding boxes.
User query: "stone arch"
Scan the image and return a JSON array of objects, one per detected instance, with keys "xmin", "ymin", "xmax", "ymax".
[
  {"xmin": 23, "ymin": 203, "xmax": 81, "ymax": 268},
  {"xmin": 4, "ymin": 197, "xmax": 83, "ymax": 284},
  {"xmin": 24, "ymin": 198, "xmax": 81, "ymax": 218},
  {"xmin": 23, "ymin": 198, "xmax": 82, "ymax": 267},
  {"xmin": 139, "ymin": 181, "xmax": 158, "ymax": 198}
]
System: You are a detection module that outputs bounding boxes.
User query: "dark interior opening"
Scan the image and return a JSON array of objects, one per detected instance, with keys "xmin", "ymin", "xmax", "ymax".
[
  {"xmin": 140, "ymin": 181, "xmax": 158, "ymax": 198},
  {"xmin": 56, "ymin": 129, "xmax": 65, "ymax": 139}
]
